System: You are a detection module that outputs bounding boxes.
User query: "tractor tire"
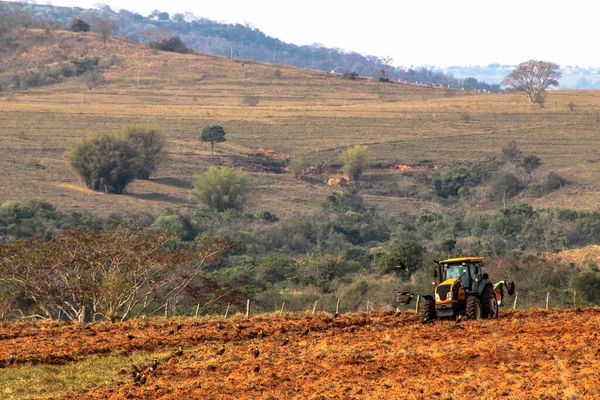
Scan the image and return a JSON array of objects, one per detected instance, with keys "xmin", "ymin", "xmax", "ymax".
[
  {"xmin": 466, "ymin": 296, "xmax": 482, "ymax": 320},
  {"xmin": 420, "ymin": 297, "xmax": 436, "ymax": 322},
  {"xmin": 481, "ymin": 285, "xmax": 499, "ymax": 319}
]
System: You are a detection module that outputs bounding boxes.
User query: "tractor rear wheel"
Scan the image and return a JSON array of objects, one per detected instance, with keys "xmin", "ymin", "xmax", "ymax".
[
  {"xmin": 420, "ymin": 297, "xmax": 436, "ymax": 322},
  {"xmin": 466, "ymin": 296, "xmax": 482, "ymax": 320},
  {"xmin": 481, "ymin": 285, "xmax": 499, "ymax": 319}
]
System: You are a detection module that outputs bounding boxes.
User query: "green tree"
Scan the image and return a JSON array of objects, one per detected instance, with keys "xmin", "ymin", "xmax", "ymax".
[
  {"xmin": 489, "ymin": 172, "xmax": 525, "ymax": 205},
  {"xmin": 201, "ymin": 125, "xmax": 226, "ymax": 155},
  {"xmin": 121, "ymin": 125, "xmax": 166, "ymax": 179},
  {"xmin": 66, "ymin": 133, "xmax": 139, "ymax": 194},
  {"xmin": 376, "ymin": 240, "xmax": 425, "ymax": 275},
  {"xmin": 288, "ymin": 158, "xmax": 305, "ymax": 179},
  {"xmin": 192, "ymin": 166, "xmax": 250, "ymax": 212},
  {"xmin": 340, "ymin": 145, "xmax": 369, "ymax": 181}
]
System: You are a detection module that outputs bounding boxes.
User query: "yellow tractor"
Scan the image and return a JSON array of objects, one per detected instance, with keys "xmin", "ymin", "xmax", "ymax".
[{"xmin": 420, "ymin": 257, "xmax": 515, "ymax": 321}]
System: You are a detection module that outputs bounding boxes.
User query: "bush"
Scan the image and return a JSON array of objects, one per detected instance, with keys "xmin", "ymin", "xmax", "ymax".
[
  {"xmin": 69, "ymin": 18, "xmax": 90, "ymax": 32},
  {"xmin": 434, "ymin": 165, "xmax": 479, "ymax": 198},
  {"xmin": 192, "ymin": 166, "xmax": 250, "ymax": 212},
  {"xmin": 340, "ymin": 145, "xmax": 369, "ymax": 181},
  {"xmin": 489, "ymin": 172, "xmax": 525, "ymax": 203},
  {"xmin": 502, "ymin": 140, "xmax": 523, "ymax": 164},
  {"xmin": 342, "ymin": 72, "xmax": 359, "ymax": 80},
  {"xmin": 66, "ymin": 133, "xmax": 139, "ymax": 194},
  {"xmin": 288, "ymin": 158, "xmax": 305, "ymax": 179},
  {"xmin": 121, "ymin": 126, "xmax": 166, "ymax": 179},
  {"xmin": 148, "ymin": 36, "xmax": 191, "ymax": 54},
  {"xmin": 522, "ymin": 154, "xmax": 541, "ymax": 173},
  {"xmin": 530, "ymin": 172, "xmax": 567, "ymax": 197}
]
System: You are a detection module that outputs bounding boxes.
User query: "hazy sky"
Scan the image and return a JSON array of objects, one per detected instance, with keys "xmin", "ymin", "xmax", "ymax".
[{"xmin": 46, "ymin": 0, "xmax": 599, "ymax": 67}]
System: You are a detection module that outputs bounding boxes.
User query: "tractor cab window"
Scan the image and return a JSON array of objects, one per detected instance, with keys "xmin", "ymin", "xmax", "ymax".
[
  {"xmin": 444, "ymin": 265, "xmax": 468, "ymax": 282},
  {"xmin": 470, "ymin": 263, "xmax": 480, "ymax": 278}
]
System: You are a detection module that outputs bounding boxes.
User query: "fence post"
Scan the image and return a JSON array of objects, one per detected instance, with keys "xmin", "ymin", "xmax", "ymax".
[
  {"xmin": 573, "ymin": 291, "xmax": 576, "ymax": 308},
  {"xmin": 312, "ymin": 300, "xmax": 317, "ymax": 315},
  {"xmin": 224, "ymin": 303, "xmax": 230, "ymax": 318},
  {"xmin": 279, "ymin": 301, "xmax": 285, "ymax": 317},
  {"xmin": 164, "ymin": 301, "xmax": 169, "ymax": 319},
  {"xmin": 335, "ymin": 299, "xmax": 341, "ymax": 315},
  {"xmin": 545, "ymin": 291, "xmax": 550, "ymax": 309},
  {"xmin": 79, "ymin": 306, "xmax": 85, "ymax": 323},
  {"xmin": 415, "ymin": 295, "xmax": 420, "ymax": 313},
  {"xmin": 513, "ymin": 292, "xmax": 519, "ymax": 310},
  {"xmin": 245, "ymin": 299, "xmax": 251, "ymax": 319},
  {"xmin": 195, "ymin": 303, "xmax": 200, "ymax": 318},
  {"xmin": 366, "ymin": 300, "xmax": 370, "ymax": 314}
]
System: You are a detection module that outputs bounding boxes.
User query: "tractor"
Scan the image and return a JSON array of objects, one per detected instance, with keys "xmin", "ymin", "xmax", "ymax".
[{"xmin": 419, "ymin": 257, "xmax": 515, "ymax": 321}]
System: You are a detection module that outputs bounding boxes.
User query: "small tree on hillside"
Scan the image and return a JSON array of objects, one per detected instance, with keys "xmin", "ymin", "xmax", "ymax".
[
  {"xmin": 502, "ymin": 140, "xmax": 523, "ymax": 164},
  {"xmin": 66, "ymin": 133, "xmax": 139, "ymax": 194},
  {"xmin": 201, "ymin": 125, "xmax": 226, "ymax": 154},
  {"xmin": 502, "ymin": 60, "xmax": 561, "ymax": 104},
  {"xmin": 340, "ymin": 145, "xmax": 369, "ymax": 181},
  {"xmin": 192, "ymin": 166, "xmax": 250, "ymax": 212},
  {"xmin": 121, "ymin": 126, "xmax": 166, "ymax": 179},
  {"xmin": 92, "ymin": 17, "xmax": 116, "ymax": 44}
]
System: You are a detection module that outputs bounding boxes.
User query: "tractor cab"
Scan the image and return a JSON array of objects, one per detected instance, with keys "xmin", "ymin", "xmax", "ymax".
[{"xmin": 436, "ymin": 257, "xmax": 483, "ymax": 293}]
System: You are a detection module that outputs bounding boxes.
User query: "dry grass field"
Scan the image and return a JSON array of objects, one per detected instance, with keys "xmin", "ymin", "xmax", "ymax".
[
  {"xmin": 0, "ymin": 308, "xmax": 599, "ymax": 399},
  {"xmin": 1, "ymin": 30, "xmax": 600, "ymax": 217}
]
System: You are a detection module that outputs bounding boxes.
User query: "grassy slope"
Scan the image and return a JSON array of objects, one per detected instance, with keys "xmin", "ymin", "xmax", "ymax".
[{"xmin": 1, "ymin": 29, "xmax": 600, "ymax": 217}]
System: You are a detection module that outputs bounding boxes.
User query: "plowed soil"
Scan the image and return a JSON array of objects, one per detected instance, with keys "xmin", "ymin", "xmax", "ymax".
[{"xmin": 2, "ymin": 308, "xmax": 599, "ymax": 399}]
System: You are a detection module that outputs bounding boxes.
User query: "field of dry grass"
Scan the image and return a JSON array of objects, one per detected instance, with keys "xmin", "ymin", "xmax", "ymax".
[
  {"xmin": 1, "ymin": 308, "xmax": 598, "ymax": 399},
  {"xmin": 1, "ymin": 30, "xmax": 600, "ymax": 217}
]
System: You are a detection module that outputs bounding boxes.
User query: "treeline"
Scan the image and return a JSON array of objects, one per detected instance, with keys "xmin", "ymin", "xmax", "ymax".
[{"xmin": 1, "ymin": 192, "xmax": 600, "ymax": 320}]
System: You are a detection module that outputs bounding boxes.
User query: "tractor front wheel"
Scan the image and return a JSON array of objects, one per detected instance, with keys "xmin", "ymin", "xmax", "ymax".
[
  {"xmin": 420, "ymin": 297, "xmax": 436, "ymax": 322},
  {"xmin": 466, "ymin": 296, "xmax": 482, "ymax": 320},
  {"xmin": 481, "ymin": 285, "xmax": 499, "ymax": 319}
]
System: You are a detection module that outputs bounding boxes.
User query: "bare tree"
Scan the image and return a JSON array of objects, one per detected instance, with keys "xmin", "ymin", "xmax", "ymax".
[
  {"xmin": 141, "ymin": 27, "xmax": 172, "ymax": 43},
  {"xmin": 502, "ymin": 60, "xmax": 561, "ymax": 104},
  {"xmin": 0, "ymin": 227, "xmax": 233, "ymax": 322},
  {"xmin": 92, "ymin": 17, "xmax": 116, "ymax": 44},
  {"xmin": 379, "ymin": 56, "xmax": 394, "ymax": 81}
]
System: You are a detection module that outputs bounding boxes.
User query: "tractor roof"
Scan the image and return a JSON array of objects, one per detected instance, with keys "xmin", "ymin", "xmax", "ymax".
[{"xmin": 439, "ymin": 257, "xmax": 483, "ymax": 264}]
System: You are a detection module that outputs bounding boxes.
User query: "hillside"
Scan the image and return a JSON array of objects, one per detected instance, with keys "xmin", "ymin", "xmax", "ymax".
[
  {"xmin": 1, "ymin": 28, "xmax": 600, "ymax": 219},
  {"xmin": 1, "ymin": 309, "xmax": 598, "ymax": 399}
]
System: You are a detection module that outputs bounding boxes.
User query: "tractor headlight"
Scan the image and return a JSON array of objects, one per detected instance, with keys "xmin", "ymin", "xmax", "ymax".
[
  {"xmin": 435, "ymin": 293, "xmax": 440, "ymax": 302},
  {"xmin": 447, "ymin": 292, "xmax": 453, "ymax": 301}
]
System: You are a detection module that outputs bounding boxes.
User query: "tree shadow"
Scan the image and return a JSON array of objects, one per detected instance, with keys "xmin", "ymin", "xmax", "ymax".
[
  {"xmin": 150, "ymin": 177, "xmax": 193, "ymax": 189},
  {"xmin": 126, "ymin": 192, "xmax": 191, "ymax": 205}
]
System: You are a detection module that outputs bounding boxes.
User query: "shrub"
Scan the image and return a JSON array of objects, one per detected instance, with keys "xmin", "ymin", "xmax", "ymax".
[
  {"xmin": 121, "ymin": 126, "xmax": 166, "ymax": 179},
  {"xmin": 342, "ymin": 72, "xmax": 359, "ymax": 80},
  {"xmin": 489, "ymin": 172, "xmax": 525, "ymax": 203},
  {"xmin": 69, "ymin": 18, "xmax": 90, "ymax": 32},
  {"xmin": 340, "ymin": 145, "xmax": 369, "ymax": 181},
  {"xmin": 502, "ymin": 140, "xmax": 523, "ymax": 164},
  {"xmin": 148, "ymin": 36, "xmax": 191, "ymax": 54},
  {"xmin": 66, "ymin": 133, "xmax": 139, "ymax": 194},
  {"xmin": 192, "ymin": 166, "xmax": 250, "ymax": 212},
  {"xmin": 288, "ymin": 158, "xmax": 305, "ymax": 179},
  {"xmin": 434, "ymin": 165, "xmax": 478, "ymax": 198},
  {"xmin": 522, "ymin": 154, "xmax": 541, "ymax": 173},
  {"xmin": 530, "ymin": 172, "xmax": 567, "ymax": 197}
]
